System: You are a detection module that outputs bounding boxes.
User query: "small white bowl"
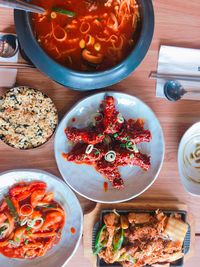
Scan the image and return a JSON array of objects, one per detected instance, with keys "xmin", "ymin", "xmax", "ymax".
[{"xmin": 178, "ymin": 122, "xmax": 200, "ymax": 196}]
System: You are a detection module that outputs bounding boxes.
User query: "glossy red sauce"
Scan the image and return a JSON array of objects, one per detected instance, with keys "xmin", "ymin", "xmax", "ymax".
[
  {"xmin": 62, "ymin": 152, "xmax": 67, "ymax": 160},
  {"xmin": 71, "ymin": 117, "xmax": 76, "ymax": 123},
  {"xmin": 31, "ymin": 0, "xmax": 140, "ymax": 71},
  {"xmin": 0, "ymin": 181, "xmax": 65, "ymax": 259},
  {"xmin": 64, "ymin": 96, "xmax": 151, "ymax": 190},
  {"xmin": 70, "ymin": 227, "xmax": 76, "ymax": 234},
  {"xmin": 0, "ymin": 247, "xmax": 20, "ymax": 258},
  {"xmin": 103, "ymin": 181, "xmax": 108, "ymax": 192},
  {"xmin": 20, "ymin": 204, "xmax": 32, "ymax": 216}
]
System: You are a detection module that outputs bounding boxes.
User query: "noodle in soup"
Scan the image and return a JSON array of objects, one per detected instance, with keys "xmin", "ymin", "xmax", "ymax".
[{"xmin": 32, "ymin": 0, "xmax": 140, "ymax": 71}]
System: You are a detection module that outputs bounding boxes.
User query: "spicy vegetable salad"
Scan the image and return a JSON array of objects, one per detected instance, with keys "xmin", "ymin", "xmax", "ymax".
[
  {"xmin": 63, "ymin": 95, "xmax": 151, "ymax": 189},
  {"xmin": 0, "ymin": 181, "xmax": 65, "ymax": 259}
]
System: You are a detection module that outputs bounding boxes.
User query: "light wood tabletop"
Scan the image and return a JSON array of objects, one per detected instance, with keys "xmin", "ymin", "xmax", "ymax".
[{"xmin": 0, "ymin": 0, "xmax": 200, "ymax": 266}]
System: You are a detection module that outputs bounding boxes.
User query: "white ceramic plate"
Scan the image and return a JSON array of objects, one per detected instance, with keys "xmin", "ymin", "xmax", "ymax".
[
  {"xmin": 0, "ymin": 169, "xmax": 83, "ymax": 267},
  {"xmin": 178, "ymin": 122, "xmax": 200, "ymax": 196},
  {"xmin": 54, "ymin": 92, "xmax": 165, "ymax": 203}
]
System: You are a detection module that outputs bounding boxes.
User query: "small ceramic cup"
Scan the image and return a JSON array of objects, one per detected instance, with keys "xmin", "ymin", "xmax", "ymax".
[
  {"xmin": 0, "ymin": 34, "xmax": 19, "ymax": 58},
  {"xmin": 178, "ymin": 122, "xmax": 200, "ymax": 196}
]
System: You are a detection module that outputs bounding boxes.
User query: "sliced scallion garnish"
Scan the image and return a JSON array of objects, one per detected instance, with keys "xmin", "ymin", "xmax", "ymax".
[{"xmin": 52, "ymin": 7, "xmax": 76, "ymax": 17}]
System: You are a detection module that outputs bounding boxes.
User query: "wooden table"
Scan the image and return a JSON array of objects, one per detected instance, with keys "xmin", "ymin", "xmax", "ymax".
[{"xmin": 0, "ymin": 0, "xmax": 200, "ymax": 266}]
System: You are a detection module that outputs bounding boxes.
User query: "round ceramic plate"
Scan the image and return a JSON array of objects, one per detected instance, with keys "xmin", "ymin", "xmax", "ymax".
[
  {"xmin": 54, "ymin": 92, "xmax": 165, "ymax": 203},
  {"xmin": 178, "ymin": 122, "xmax": 200, "ymax": 196},
  {"xmin": 0, "ymin": 169, "xmax": 83, "ymax": 267}
]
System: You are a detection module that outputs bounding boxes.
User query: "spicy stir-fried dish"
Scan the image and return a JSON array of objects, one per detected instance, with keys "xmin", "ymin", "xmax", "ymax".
[
  {"xmin": 94, "ymin": 211, "xmax": 188, "ymax": 267},
  {"xmin": 31, "ymin": 0, "xmax": 140, "ymax": 71},
  {"xmin": 0, "ymin": 181, "xmax": 65, "ymax": 259},
  {"xmin": 63, "ymin": 96, "xmax": 151, "ymax": 189}
]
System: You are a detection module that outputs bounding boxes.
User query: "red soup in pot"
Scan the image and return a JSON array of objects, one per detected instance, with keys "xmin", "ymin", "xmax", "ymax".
[{"xmin": 31, "ymin": 0, "xmax": 140, "ymax": 71}]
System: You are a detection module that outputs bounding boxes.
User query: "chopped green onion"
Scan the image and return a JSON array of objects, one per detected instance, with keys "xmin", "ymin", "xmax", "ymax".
[
  {"xmin": 24, "ymin": 239, "xmax": 29, "ymax": 245},
  {"xmin": 126, "ymin": 141, "xmax": 132, "ymax": 147},
  {"xmin": 118, "ymin": 253, "xmax": 136, "ymax": 263},
  {"xmin": 120, "ymin": 143, "xmax": 126, "ymax": 148},
  {"xmin": 94, "ymin": 150, "xmax": 100, "ymax": 155},
  {"xmin": 0, "ymin": 225, "xmax": 7, "ymax": 235},
  {"xmin": 15, "ymin": 237, "xmax": 20, "ymax": 243},
  {"xmin": 130, "ymin": 154, "xmax": 134, "ymax": 159},
  {"xmin": 8, "ymin": 239, "xmax": 20, "ymax": 247},
  {"xmin": 129, "ymin": 257, "xmax": 136, "ymax": 264},
  {"xmin": 122, "ymin": 136, "xmax": 130, "ymax": 141},
  {"xmin": 117, "ymin": 113, "xmax": 124, "ymax": 124},
  {"xmin": 85, "ymin": 144, "xmax": 94, "ymax": 155},
  {"xmin": 5, "ymin": 197, "xmax": 19, "ymax": 221},
  {"xmin": 52, "ymin": 7, "xmax": 76, "ymax": 17},
  {"xmin": 98, "ymin": 133, "xmax": 103, "ymax": 137},
  {"xmin": 42, "ymin": 204, "xmax": 57, "ymax": 208},
  {"xmin": 104, "ymin": 151, "xmax": 116, "ymax": 162},
  {"xmin": 5, "ymin": 197, "xmax": 16, "ymax": 213},
  {"xmin": 113, "ymin": 133, "xmax": 118, "ymax": 138},
  {"xmin": 126, "ymin": 142, "xmax": 139, "ymax": 153}
]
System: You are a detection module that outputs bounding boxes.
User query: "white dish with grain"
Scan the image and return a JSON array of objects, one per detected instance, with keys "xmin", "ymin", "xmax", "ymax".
[{"xmin": 0, "ymin": 86, "xmax": 58, "ymax": 149}]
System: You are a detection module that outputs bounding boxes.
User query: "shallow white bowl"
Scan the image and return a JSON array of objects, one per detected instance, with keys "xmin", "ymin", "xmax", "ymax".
[
  {"xmin": 54, "ymin": 92, "xmax": 165, "ymax": 203},
  {"xmin": 178, "ymin": 122, "xmax": 200, "ymax": 196},
  {"xmin": 0, "ymin": 169, "xmax": 83, "ymax": 267}
]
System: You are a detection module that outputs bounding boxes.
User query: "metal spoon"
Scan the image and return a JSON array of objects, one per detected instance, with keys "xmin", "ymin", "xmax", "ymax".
[
  {"xmin": 0, "ymin": 34, "xmax": 19, "ymax": 58},
  {"xmin": 0, "ymin": 0, "xmax": 45, "ymax": 14},
  {"xmin": 164, "ymin": 80, "xmax": 200, "ymax": 101}
]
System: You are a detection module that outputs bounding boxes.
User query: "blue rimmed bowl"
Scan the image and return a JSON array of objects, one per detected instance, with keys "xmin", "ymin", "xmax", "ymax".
[{"xmin": 14, "ymin": 0, "xmax": 154, "ymax": 90}]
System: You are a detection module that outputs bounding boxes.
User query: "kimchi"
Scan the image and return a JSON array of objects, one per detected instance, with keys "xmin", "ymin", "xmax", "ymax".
[{"xmin": 0, "ymin": 181, "xmax": 65, "ymax": 259}]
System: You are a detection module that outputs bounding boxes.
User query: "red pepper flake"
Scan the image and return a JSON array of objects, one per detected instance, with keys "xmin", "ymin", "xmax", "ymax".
[
  {"xmin": 61, "ymin": 152, "xmax": 67, "ymax": 160},
  {"xmin": 103, "ymin": 182, "xmax": 108, "ymax": 192},
  {"xmin": 95, "ymin": 115, "xmax": 102, "ymax": 122},
  {"xmin": 70, "ymin": 227, "xmax": 76, "ymax": 234},
  {"xmin": 71, "ymin": 117, "xmax": 76, "ymax": 123}
]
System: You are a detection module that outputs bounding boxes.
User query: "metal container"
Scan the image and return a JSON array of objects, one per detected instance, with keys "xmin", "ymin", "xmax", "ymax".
[{"xmin": 92, "ymin": 209, "xmax": 191, "ymax": 267}]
